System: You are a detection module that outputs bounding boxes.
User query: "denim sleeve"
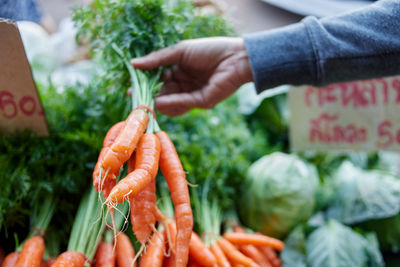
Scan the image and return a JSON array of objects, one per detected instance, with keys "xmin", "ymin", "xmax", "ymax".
[{"xmin": 243, "ymin": 0, "xmax": 400, "ymax": 93}]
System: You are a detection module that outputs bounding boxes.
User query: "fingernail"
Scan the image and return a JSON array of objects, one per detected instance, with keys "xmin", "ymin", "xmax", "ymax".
[{"xmin": 130, "ymin": 58, "xmax": 143, "ymax": 65}]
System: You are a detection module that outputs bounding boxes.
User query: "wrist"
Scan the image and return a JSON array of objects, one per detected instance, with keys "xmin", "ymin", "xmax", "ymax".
[{"xmin": 232, "ymin": 38, "xmax": 254, "ymax": 84}]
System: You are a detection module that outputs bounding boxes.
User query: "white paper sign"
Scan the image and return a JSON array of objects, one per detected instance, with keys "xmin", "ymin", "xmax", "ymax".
[{"xmin": 289, "ymin": 76, "xmax": 400, "ymax": 152}]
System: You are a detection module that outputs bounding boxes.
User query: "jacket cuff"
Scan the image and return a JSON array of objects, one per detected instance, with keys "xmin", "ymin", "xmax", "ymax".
[{"xmin": 243, "ymin": 18, "xmax": 318, "ymax": 93}]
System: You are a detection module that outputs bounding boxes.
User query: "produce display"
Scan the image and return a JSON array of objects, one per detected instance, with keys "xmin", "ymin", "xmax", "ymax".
[{"xmin": 1, "ymin": 0, "xmax": 400, "ymax": 266}]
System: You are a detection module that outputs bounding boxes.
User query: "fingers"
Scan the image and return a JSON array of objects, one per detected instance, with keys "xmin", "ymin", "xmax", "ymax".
[
  {"xmin": 155, "ymin": 90, "xmax": 214, "ymax": 116},
  {"xmin": 130, "ymin": 43, "xmax": 184, "ymax": 70}
]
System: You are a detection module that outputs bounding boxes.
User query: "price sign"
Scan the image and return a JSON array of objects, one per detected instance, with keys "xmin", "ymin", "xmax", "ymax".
[
  {"xmin": 289, "ymin": 76, "xmax": 400, "ymax": 152},
  {"xmin": 0, "ymin": 18, "xmax": 48, "ymax": 136}
]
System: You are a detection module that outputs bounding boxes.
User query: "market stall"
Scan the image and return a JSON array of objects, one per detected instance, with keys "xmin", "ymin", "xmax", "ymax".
[{"xmin": 1, "ymin": 0, "xmax": 399, "ymax": 266}]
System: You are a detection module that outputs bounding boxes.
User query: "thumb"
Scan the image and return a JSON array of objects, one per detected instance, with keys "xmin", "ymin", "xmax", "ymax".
[{"xmin": 131, "ymin": 44, "xmax": 183, "ymax": 70}]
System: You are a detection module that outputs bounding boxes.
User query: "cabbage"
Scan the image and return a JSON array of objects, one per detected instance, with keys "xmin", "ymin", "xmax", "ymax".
[
  {"xmin": 306, "ymin": 220, "xmax": 383, "ymax": 267},
  {"xmin": 281, "ymin": 220, "xmax": 383, "ymax": 267},
  {"xmin": 326, "ymin": 161, "xmax": 400, "ymax": 224},
  {"xmin": 325, "ymin": 161, "xmax": 400, "ymax": 252},
  {"xmin": 239, "ymin": 152, "xmax": 318, "ymax": 239}
]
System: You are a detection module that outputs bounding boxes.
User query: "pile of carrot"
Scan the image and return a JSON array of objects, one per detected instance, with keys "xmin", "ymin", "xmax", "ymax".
[
  {"xmin": 92, "ymin": 105, "xmax": 193, "ymax": 267},
  {"xmin": 185, "ymin": 226, "xmax": 283, "ymax": 267}
]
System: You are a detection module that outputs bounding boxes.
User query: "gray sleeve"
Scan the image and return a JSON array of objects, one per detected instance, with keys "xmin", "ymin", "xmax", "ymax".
[{"xmin": 243, "ymin": 0, "xmax": 400, "ymax": 93}]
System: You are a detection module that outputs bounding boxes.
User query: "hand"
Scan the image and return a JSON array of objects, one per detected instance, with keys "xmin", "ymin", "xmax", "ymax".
[{"xmin": 131, "ymin": 37, "xmax": 253, "ymax": 116}]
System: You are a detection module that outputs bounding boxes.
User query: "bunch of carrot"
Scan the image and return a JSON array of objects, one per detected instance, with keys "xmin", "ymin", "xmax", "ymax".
[{"xmin": 91, "ymin": 72, "xmax": 192, "ymax": 266}]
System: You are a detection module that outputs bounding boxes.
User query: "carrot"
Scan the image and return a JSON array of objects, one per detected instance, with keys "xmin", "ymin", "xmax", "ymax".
[
  {"xmin": 234, "ymin": 227, "xmax": 271, "ymax": 267},
  {"xmin": 223, "ymin": 233, "xmax": 284, "ymax": 251},
  {"xmin": 106, "ymin": 169, "xmax": 152, "ymax": 204},
  {"xmin": 139, "ymin": 230, "xmax": 165, "ymax": 267},
  {"xmin": 129, "ymin": 133, "xmax": 160, "ymax": 243},
  {"xmin": 93, "ymin": 121, "xmax": 125, "ymax": 191},
  {"xmin": 257, "ymin": 247, "xmax": 281, "ymax": 267},
  {"xmin": 134, "ymin": 133, "xmax": 160, "ymax": 177},
  {"xmin": 101, "ymin": 109, "xmax": 148, "ymax": 175},
  {"xmin": 216, "ymin": 238, "xmax": 258, "ymax": 267},
  {"xmin": 116, "ymin": 232, "xmax": 136, "ymax": 267},
  {"xmin": 2, "ymin": 252, "xmax": 18, "ymax": 267},
  {"xmin": 156, "ymin": 131, "xmax": 193, "ymax": 267},
  {"xmin": 210, "ymin": 243, "xmax": 230, "ymax": 267},
  {"xmin": 189, "ymin": 232, "xmax": 217, "ymax": 267},
  {"xmin": 43, "ymin": 257, "xmax": 56, "ymax": 267},
  {"xmin": 94, "ymin": 241, "xmax": 115, "ymax": 267},
  {"xmin": 51, "ymin": 251, "xmax": 85, "ymax": 267},
  {"xmin": 15, "ymin": 235, "xmax": 44, "ymax": 267},
  {"xmin": 166, "ymin": 219, "xmax": 177, "ymax": 251},
  {"xmin": 163, "ymin": 220, "xmax": 177, "ymax": 267},
  {"xmin": 163, "ymin": 256, "xmax": 175, "ymax": 267},
  {"xmin": 239, "ymin": 246, "xmax": 271, "ymax": 267},
  {"xmin": 130, "ymin": 179, "xmax": 157, "ymax": 243},
  {"xmin": 101, "ymin": 178, "xmax": 117, "ymax": 199},
  {"xmin": 155, "ymin": 207, "xmax": 166, "ymax": 222},
  {"xmin": 187, "ymin": 258, "xmax": 202, "ymax": 267}
]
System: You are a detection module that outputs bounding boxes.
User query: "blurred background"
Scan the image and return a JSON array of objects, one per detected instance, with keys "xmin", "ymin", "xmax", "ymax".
[
  {"xmin": 36, "ymin": 0, "xmax": 304, "ymax": 33},
  {"xmin": 35, "ymin": 0, "xmax": 374, "ymax": 34}
]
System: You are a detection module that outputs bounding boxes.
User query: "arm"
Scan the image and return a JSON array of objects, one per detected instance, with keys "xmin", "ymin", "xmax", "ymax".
[{"xmin": 245, "ymin": 0, "xmax": 400, "ymax": 93}]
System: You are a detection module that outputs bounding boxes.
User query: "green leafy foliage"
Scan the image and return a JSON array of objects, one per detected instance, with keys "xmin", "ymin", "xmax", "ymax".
[
  {"xmin": 0, "ymin": 79, "xmax": 129, "ymax": 251},
  {"xmin": 73, "ymin": 0, "xmax": 233, "ymax": 97},
  {"xmin": 239, "ymin": 152, "xmax": 319, "ymax": 239}
]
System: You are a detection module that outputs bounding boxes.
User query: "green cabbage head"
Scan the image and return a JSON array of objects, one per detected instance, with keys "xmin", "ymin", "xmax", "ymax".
[{"xmin": 239, "ymin": 152, "xmax": 318, "ymax": 239}]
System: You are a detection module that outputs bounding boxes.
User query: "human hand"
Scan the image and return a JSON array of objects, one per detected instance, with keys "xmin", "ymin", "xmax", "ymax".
[{"xmin": 131, "ymin": 37, "xmax": 253, "ymax": 116}]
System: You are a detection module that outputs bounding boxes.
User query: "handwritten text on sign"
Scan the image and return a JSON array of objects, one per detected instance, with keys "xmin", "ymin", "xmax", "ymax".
[
  {"xmin": 0, "ymin": 19, "xmax": 48, "ymax": 135},
  {"xmin": 289, "ymin": 76, "xmax": 400, "ymax": 152}
]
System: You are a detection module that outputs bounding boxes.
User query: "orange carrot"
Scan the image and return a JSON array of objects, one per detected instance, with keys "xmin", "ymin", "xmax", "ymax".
[
  {"xmin": 223, "ymin": 233, "xmax": 284, "ymax": 251},
  {"xmin": 51, "ymin": 251, "xmax": 85, "ymax": 267},
  {"xmin": 163, "ymin": 256, "xmax": 175, "ymax": 267},
  {"xmin": 156, "ymin": 131, "xmax": 193, "ymax": 267},
  {"xmin": 2, "ymin": 252, "xmax": 19, "ymax": 267},
  {"xmin": 210, "ymin": 243, "xmax": 230, "ymax": 267},
  {"xmin": 239, "ymin": 246, "xmax": 271, "ymax": 267},
  {"xmin": 155, "ymin": 207, "xmax": 165, "ymax": 222},
  {"xmin": 189, "ymin": 232, "xmax": 217, "ymax": 267},
  {"xmin": 94, "ymin": 241, "xmax": 115, "ymax": 267},
  {"xmin": 187, "ymin": 258, "xmax": 202, "ymax": 267},
  {"xmin": 163, "ymin": 220, "xmax": 177, "ymax": 267},
  {"xmin": 130, "ymin": 179, "xmax": 157, "ymax": 243},
  {"xmin": 129, "ymin": 133, "xmax": 160, "ymax": 243},
  {"xmin": 139, "ymin": 231, "xmax": 165, "ymax": 267},
  {"xmin": 166, "ymin": 219, "xmax": 177, "ymax": 252},
  {"xmin": 258, "ymin": 247, "xmax": 281, "ymax": 267},
  {"xmin": 106, "ymin": 169, "xmax": 152, "ymax": 204},
  {"xmin": 116, "ymin": 232, "xmax": 136, "ymax": 267},
  {"xmin": 93, "ymin": 121, "xmax": 125, "ymax": 191},
  {"xmin": 216, "ymin": 238, "xmax": 258, "ymax": 267},
  {"xmin": 101, "ymin": 109, "xmax": 148, "ymax": 175},
  {"xmin": 234, "ymin": 227, "xmax": 271, "ymax": 267},
  {"xmin": 134, "ymin": 133, "xmax": 160, "ymax": 177},
  {"xmin": 15, "ymin": 236, "xmax": 44, "ymax": 267},
  {"xmin": 101, "ymin": 178, "xmax": 117, "ymax": 199},
  {"xmin": 43, "ymin": 257, "xmax": 56, "ymax": 267}
]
